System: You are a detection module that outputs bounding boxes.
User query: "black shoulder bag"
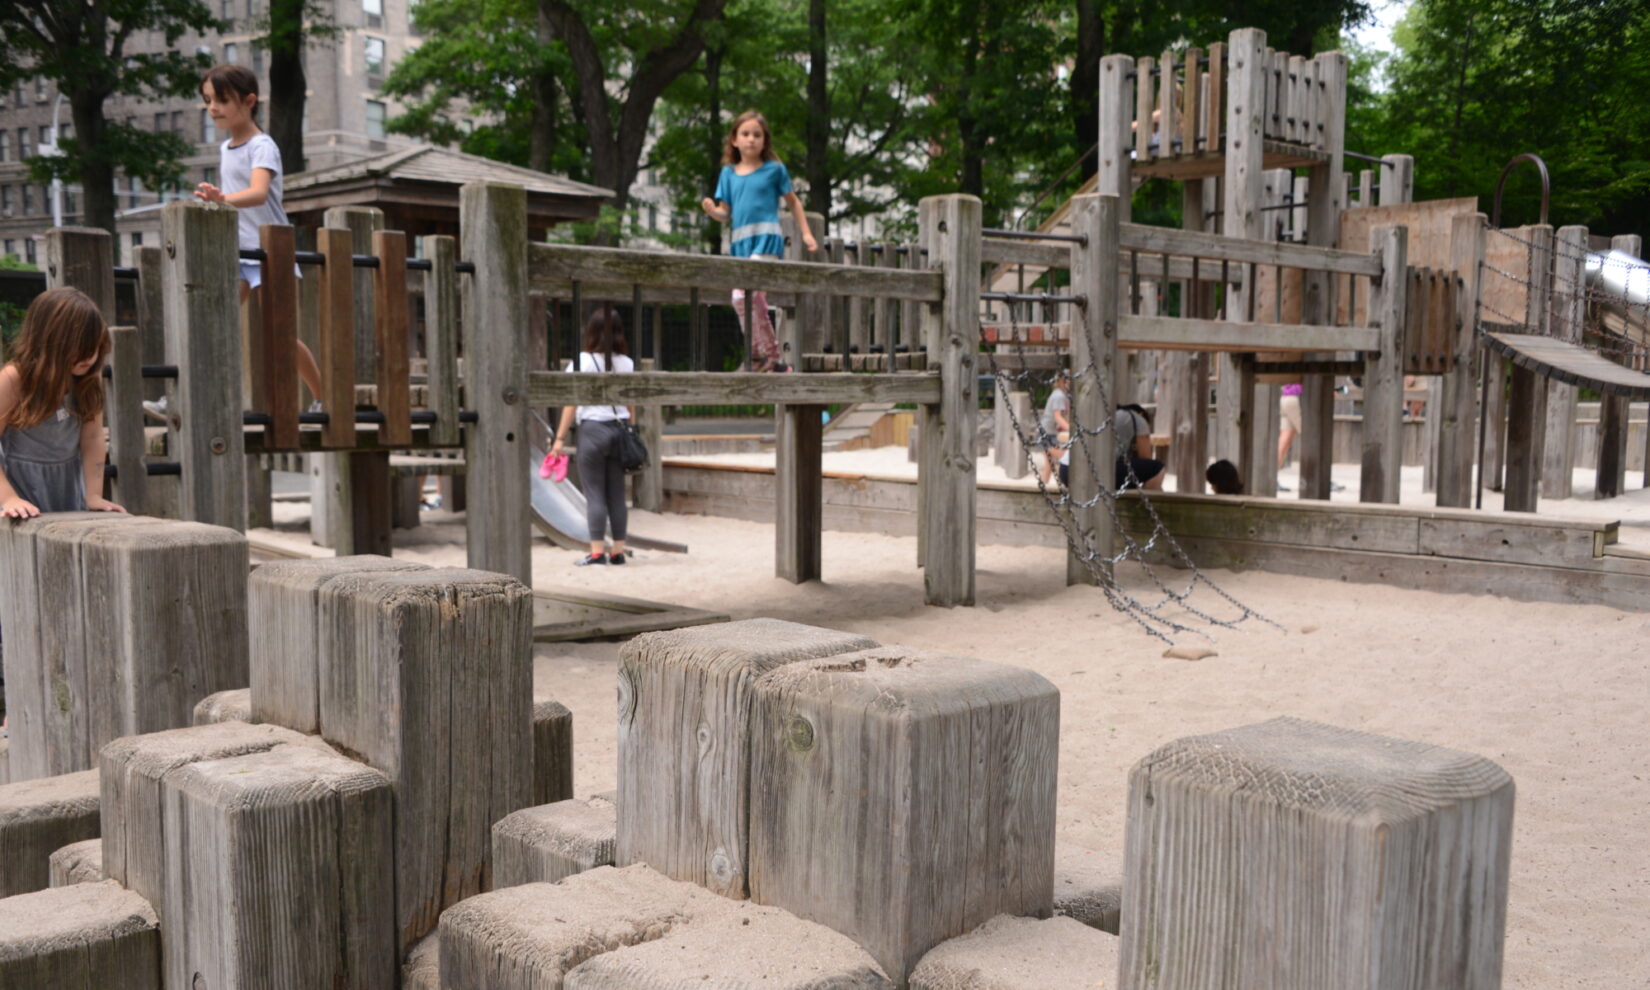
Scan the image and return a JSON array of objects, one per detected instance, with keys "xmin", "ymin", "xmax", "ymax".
[{"xmin": 602, "ymin": 349, "xmax": 649, "ymax": 473}]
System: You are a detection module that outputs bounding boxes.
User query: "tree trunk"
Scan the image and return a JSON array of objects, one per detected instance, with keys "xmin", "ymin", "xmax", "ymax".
[
  {"xmin": 70, "ymin": 92, "xmax": 117, "ymax": 236},
  {"xmin": 1072, "ymin": 0, "xmax": 1101, "ymax": 181},
  {"xmin": 956, "ymin": 0, "xmax": 984, "ymax": 198},
  {"xmin": 265, "ymin": 0, "xmax": 307, "ymax": 175},
  {"xmin": 704, "ymin": 43, "xmax": 723, "ymax": 254},
  {"xmin": 528, "ymin": 8, "xmax": 558, "ymax": 174},
  {"xmin": 805, "ymin": 0, "xmax": 830, "ymax": 217}
]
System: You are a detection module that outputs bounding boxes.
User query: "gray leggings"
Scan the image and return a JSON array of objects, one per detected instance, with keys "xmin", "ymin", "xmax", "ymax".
[{"xmin": 575, "ymin": 418, "xmax": 629, "ymax": 543}]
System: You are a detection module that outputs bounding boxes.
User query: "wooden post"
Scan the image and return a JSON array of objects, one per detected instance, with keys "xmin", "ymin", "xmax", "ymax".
[
  {"xmin": 44, "ymin": 227, "xmax": 115, "ymax": 321},
  {"xmin": 1119, "ymin": 717, "xmax": 1514, "ymax": 989},
  {"xmin": 1168, "ymin": 178, "xmax": 1214, "ymax": 493},
  {"xmin": 1299, "ymin": 51, "xmax": 1347, "ymax": 501},
  {"xmin": 1217, "ymin": 27, "xmax": 1267, "ymax": 485},
  {"xmin": 747, "ymin": 646, "xmax": 1059, "ymax": 985},
  {"xmin": 372, "ymin": 229, "xmax": 413, "ymax": 447},
  {"xmin": 1437, "ymin": 212, "xmax": 1487, "ymax": 507},
  {"xmin": 917, "ymin": 194, "xmax": 980, "ymax": 607},
  {"xmin": 315, "ymin": 224, "xmax": 360, "ymax": 448},
  {"xmin": 106, "ymin": 327, "xmax": 147, "ymax": 514},
  {"xmin": 633, "ymin": 358, "xmax": 664, "ymax": 512},
  {"xmin": 461, "ymin": 182, "xmax": 532, "ymax": 584},
  {"xmin": 0, "ymin": 882, "xmax": 161, "ymax": 988},
  {"xmin": 786, "ymin": 211, "xmax": 828, "ymax": 360},
  {"xmin": 1361, "ymin": 224, "xmax": 1408, "ymax": 503},
  {"xmin": 162, "ymin": 201, "xmax": 246, "ymax": 528},
  {"xmin": 425, "ymin": 235, "xmax": 462, "ymax": 448},
  {"xmin": 1600, "ymin": 233, "xmax": 1640, "ymax": 499},
  {"xmin": 775, "ymin": 402, "xmax": 824, "ymax": 582},
  {"xmin": 1379, "ymin": 153, "xmax": 1415, "ymax": 206},
  {"xmin": 1096, "ymin": 54, "xmax": 1134, "ymax": 206},
  {"xmin": 1541, "ymin": 224, "xmax": 1587, "ymax": 499},
  {"xmin": 258, "ymin": 223, "xmax": 301, "ymax": 450},
  {"xmin": 135, "ymin": 246, "xmax": 166, "ymax": 402},
  {"xmin": 1067, "ymin": 195, "xmax": 1118, "ymax": 586},
  {"xmin": 616, "ymin": 620, "xmax": 877, "ymax": 899},
  {"xmin": 1503, "ymin": 225, "xmax": 1553, "ymax": 512}
]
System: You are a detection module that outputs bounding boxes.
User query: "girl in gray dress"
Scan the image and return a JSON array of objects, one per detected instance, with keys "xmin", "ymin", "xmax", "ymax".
[{"xmin": 0, "ymin": 287, "xmax": 124, "ymax": 518}]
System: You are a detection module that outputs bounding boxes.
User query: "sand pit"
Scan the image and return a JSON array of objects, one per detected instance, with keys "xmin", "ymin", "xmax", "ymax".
[{"xmin": 259, "ymin": 491, "xmax": 1650, "ymax": 988}]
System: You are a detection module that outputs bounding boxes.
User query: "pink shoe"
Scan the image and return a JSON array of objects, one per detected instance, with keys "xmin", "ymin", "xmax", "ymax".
[{"xmin": 540, "ymin": 452, "xmax": 569, "ymax": 482}]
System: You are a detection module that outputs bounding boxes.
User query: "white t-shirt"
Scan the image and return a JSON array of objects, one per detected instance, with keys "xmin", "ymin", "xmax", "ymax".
[
  {"xmin": 568, "ymin": 351, "xmax": 634, "ymax": 422},
  {"xmin": 220, "ymin": 133, "xmax": 289, "ymax": 251}
]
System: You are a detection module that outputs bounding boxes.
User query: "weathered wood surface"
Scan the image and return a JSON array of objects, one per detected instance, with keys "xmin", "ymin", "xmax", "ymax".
[
  {"xmin": 1437, "ymin": 213, "xmax": 1488, "ymax": 508},
  {"xmin": 1066, "ymin": 195, "xmax": 1117, "ymax": 586},
  {"xmin": 319, "ymin": 567, "xmax": 534, "ymax": 947},
  {"xmin": 616, "ymin": 619, "xmax": 877, "ymax": 899},
  {"xmin": 462, "ymin": 182, "xmax": 533, "ymax": 583},
  {"xmin": 1360, "ymin": 225, "xmax": 1408, "ymax": 503},
  {"xmin": 747, "ymin": 646, "xmax": 1060, "ymax": 985},
  {"xmin": 1119, "ymin": 314, "xmax": 1379, "ymax": 353},
  {"xmin": 424, "ymin": 235, "xmax": 463, "ymax": 447},
  {"xmin": 1053, "ymin": 843, "xmax": 1122, "ymax": 935},
  {"xmin": 775, "ymin": 402, "xmax": 825, "ymax": 582},
  {"xmin": 45, "ymin": 227, "xmax": 116, "ymax": 323},
  {"xmin": 163, "ymin": 742, "xmax": 395, "ymax": 990},
  {"xmin": 1119, "ymin": 717, "xmax": 1514, "ymax": 990},
  {"xmin": 1542, "ymin": 225, "xmax": 1589, "ymax": 498},
  {"xmin": 529, "ymin": 370, "xmax": 941, "ymax": 408},
  {"xmin": 492, "ymin": 797, "xmax": 616, "ymax": 888},
  {"xmin": 0, "ymin": 769, "xmax": 100, "ymax": 897},
  {"xmin": 529, "ymin": 242, "xmax": 943, "ymax": 302},
  {"xmin": 190, "ymin": 688, "xmax": 253, "ymax": 725},
  {"xmin": 1483, "ymin": 332, "xmax": 1650, "ymax": 402},
  {"xmin": 0, "ymin": 514, "xmax": 248, "ymax": 781},
  {"xmin": 402, "ymin": 933, "xmax": 440, "ymax": 990},
  {"xmin": 107, "ymin": 326, "xmax": 148, "ymax": 514},
  {"xmin": 163, "ymin": 201, "xmax": 247, "ymax": 528},
  {"xmin": 248, "ymin": 555, "xmax": 429, "ymax": 734},
  {"xmin": 0, "ymin": 879, "xmax": 160, "ymax": 989},
  {"xmin": 99, "ymin": 722, "xmax": 333, "ymax": 917},
  {"xmin": 48, "ymin": 837, "xmax": 104, "ymax": 887},
  {"xmin": 562, "ymin": 906, "xmax": 893, "ymax": 990},
  {"xmin": 1121, "ymin": 221, "xmax": 1382, "ymax": 277},
  {"xmin": 257, "ymin": 223, "xmax": 301, "ymax": 449},
  {"xmin": 910, "ymin": 916, "xmax": 1119, "ymax": 990},
  {"xmin": 533, "ymin": 696, "xmax": 575, "ymax": 806}
]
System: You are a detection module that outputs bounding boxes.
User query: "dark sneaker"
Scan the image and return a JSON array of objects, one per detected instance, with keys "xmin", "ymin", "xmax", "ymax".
[
  {"xmin": 574, "ymin": 553, "xmax": 608, "ymax": 566},
  {"xmin": 610, "ymin": 552, "xmax": 627, "ymax": 565}
]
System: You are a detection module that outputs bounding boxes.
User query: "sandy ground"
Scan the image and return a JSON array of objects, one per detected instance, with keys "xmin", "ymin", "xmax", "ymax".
[{"xmin": 262, "ymin": 466, "xmax": 1650, "ymax": 988}]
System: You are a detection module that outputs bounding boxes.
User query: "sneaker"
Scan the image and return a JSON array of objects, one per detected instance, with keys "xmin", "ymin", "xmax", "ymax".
[
  {"xmin": 610, "ymin": 552, "xmax": 627, "ymax": 565},
  {"xmin": 420, "ymin": 495, "xmax": 443, "ymax": 511},
  {"xmin": 1329, "ymin": 481, "xmax": 1346, "ymax": 492},
  {"xmin": 142, "ymin": 396, "xmax": 170, "ymax": 423},
  {"xmin": 307, "ymin": 400, "xmax": 325, "ymax": 414},
  {"xmin": 574, "ymin": 553, "xmax": 608, "ymax": 566}
]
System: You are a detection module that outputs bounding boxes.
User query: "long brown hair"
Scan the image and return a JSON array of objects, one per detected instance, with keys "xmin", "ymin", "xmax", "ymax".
[
  {"xmin": 580, "ymin": 306, "xmax": 628, "ymax": 367},
  {"xmin": 720, "ymin": 110, "xmax": 777, "ymax": 166},
  {"xmin": 5, "ymin": 287, "xmax": 109, "ymax": 431}
]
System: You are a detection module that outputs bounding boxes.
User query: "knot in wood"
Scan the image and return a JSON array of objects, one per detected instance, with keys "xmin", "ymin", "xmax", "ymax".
[
  {"xmin": 785, "ymin": 715, "xmax": 815, "ymax": 752},
  {"xmin": 616, "ymin": 671, "xmax": 636, "ymax": 726},
  {"xmin": 210, "ymin": 437, "xmax": 227, "ymax": 455}
]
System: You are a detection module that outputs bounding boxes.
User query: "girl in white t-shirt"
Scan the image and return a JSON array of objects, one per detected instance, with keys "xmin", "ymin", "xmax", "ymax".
[
  {"xmin": 194, "ymin": 64, "xmax": 323, "ymax": 403},
  {"xmin": 551, "ymin": 307, "xmax": 636, "ymax": 565}
]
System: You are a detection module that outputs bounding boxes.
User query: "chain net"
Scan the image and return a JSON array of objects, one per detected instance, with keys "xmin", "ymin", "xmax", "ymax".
[{"xmin": 1479, "ymin": 225, "xmax": 1650, "ymax": 369}]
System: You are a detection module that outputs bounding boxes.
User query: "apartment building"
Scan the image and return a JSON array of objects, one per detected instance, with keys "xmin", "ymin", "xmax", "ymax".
[{"xmin": 0, "ymin": 0, "xmax": 424, "ymax": 266}]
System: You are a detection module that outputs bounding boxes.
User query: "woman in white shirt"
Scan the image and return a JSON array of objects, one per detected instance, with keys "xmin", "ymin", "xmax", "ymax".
[{"xmin": 550, "ymin": 307, "xmax": 635, "ymax": 565}]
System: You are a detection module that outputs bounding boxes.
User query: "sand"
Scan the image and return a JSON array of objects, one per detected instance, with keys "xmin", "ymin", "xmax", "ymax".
[{"xmin": 260, "ymin": 464, "xmax": 1650, "ymax": 988}]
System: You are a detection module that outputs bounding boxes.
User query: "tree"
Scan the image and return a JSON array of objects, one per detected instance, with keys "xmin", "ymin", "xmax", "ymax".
[
  {"xmin": 0, "ymin": 0, "xmax": 218, "ymax": 235},
  {"xmin": 260, "ymin": 0, "xmax": 336, "ymax": 176}
]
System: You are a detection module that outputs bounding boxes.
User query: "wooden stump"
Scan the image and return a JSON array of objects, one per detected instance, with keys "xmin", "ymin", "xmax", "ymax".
[
  {"xmin": 48, "ymin": 838, "xmax": 103, "ymax": 887},
  {"xmin": 910, "ymin": 916, "xmax": 1119, "ymax": 990},
  {"xmin": 615, "ymin": 619, "xmax": 878, "ymax": 898},
  {"xmin": 248, "ymin": 555, "xmax": 429, "ymax": 734},
  {"xmin": 492, "ymin": 797, "xmax": 616, "ymax": 888},
  {"xmin": 191, "ymin": 687, "xmax": 252, "ymax": 725},
  {"xmin": 317, "ymin": 567, "xmax": 534, "ymax": 948},
  {"xmin": 0, "ymin": 514, "xmax": 249, "ymax": 781},
  {"xmin": 402, "ymin": 933, "xmax": 440, "ymax": 990},
  {"xmin": 747, "ymin": 646, "xmax": 1060, "ymax": 984},
  {"xmin": 1119, "ymin": 716, "xmax": 1515, "ymax": 990},
  {"xmin": 1053, "ymin": 842, "xmax": 1122, "ymax": 935},
  {"xmin": 162, "ymin": 743, "xmax": 396, "ymax": 990},
  {"xmin": 99, "ymin": 721, "xmax": 333, "ymax": 920},
  {"xmin": 0, "ymin": 879, "xmax": 160, "ymax": 989},
  {"xmin": 532, "ymin": 695, "xmax": 574, "ymax": 807},
  {"xmin": 0, "ymin": 769, "xmax": 100, "ymax": 897}
]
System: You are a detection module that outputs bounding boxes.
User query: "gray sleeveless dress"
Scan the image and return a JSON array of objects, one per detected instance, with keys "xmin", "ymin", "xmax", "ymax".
[{"xmin": 0, "ymin": 394, "xmax": 86, "ymax": 512}]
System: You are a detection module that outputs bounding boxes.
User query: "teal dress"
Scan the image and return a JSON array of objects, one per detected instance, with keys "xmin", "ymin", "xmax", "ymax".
[{"xmin": 0, "ymin": 394, "xmax": 86, "ymax": 512}]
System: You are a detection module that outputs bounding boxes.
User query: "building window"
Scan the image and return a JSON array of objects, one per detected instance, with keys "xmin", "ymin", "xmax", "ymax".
[
  {"xmin": 3, "ymin": 241, "xmax": 13, "ymax": 260},
  {"xmin": 365, "ymin": 99, "xmax": 386, "ymax": 140},
  {"xmin": 18, "ymin": 128, "xmax": 31, "ymax": 159},
  {"xmin": 25, "ymin": 239, "xmax": 37, "ymax": 265},
  {"xmin": 225, "ymin": 42, "xmax": 239, "ymax": 65},
  {"xmin": 22, "ymin": 184, "xmax": 34, "ymax": 216},
  {"xmin": 132, "ymin": 232, "xmax": 144, "ymax": 249},
  {"xmin": 129, "ymin": 176, "xmax": 143, "ymax": 209},
  {"xmin": 0, "ymin": 131, "xmax": 8, "ymax": 162},
  {"xmin": 40, "ymin": 125, "xmax": 52, "ymax": 147},
  {"xmin": 35, "ymin": 77, "xmax": 48, "ymax": 102},
  {"xmin": 201, "ymin": 109, "xmax": 213, "ymax": 143},
  {"xmin": 1, "ymin": 187, "xmax": 11, "ymax": 215},
  {"xmin": 362, "ymin": 0, "xmax": 383, "ymax": 26},
  {"xmin": 13, "ymin": 82, "xmax": 25, "ymax": 106},
  {"xmin": 364, "ymin": 37, "xmax": 385, "ymax": 76},
  {"xmin": 204, "ymin": 166, "xmax": 218, "ymax": 186},
  {"xmin": 221, "ymin": 0, "xmax": 233, "ymax": 18},
  {"xmin": 59, "ymin": 122, "xmax": 72, "ymax": 141},
  {"xmin": 171, "ymin": 111, "xmax": 183, "ymax": 135},
  {"xmin": 154, "ymin": 112, "xmax": 168, "ymax": 134},
  {"xmin": 252, "ymin": 44, "xmax": 264, "ymax": 76},
  {"xmin": 63, "ymin": 188, "xmax": 75, "ymax": 215}
]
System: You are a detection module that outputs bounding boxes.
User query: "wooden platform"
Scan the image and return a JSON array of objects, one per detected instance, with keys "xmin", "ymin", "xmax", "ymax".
[
  {"xmin": 1131, "ymin": 140, "xmax": 1332, "ymax": 181},
  {"xmin": 1484, "ymin": 331, "xmax": 1650, "ymax": 401},
  {"xmin": 660, "ymin": 461, "xmax": 1650, "ymax": 612}
]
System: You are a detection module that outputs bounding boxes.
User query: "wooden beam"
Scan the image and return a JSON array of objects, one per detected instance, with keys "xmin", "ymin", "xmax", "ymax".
[
  {"xmin": 528, "ymin": 242, "xmax": 942, "ymax": 303},
  {"xmin": 1119, "ymin": 221, "xmax": 1382, "ymax": 277},
  {"xmin": 1361, "ymin": 224, "xmax": 1408, "ymax": 503},
  {"xmin": 775, "ymin": 403, "xmax": 824, "ymax": 582},
  {"xmin": 1097, "ymin": 54, "xmax": 1135, "ymax": 205},
  {"xmin": 1119, "ymin": 314, "xmax": 1377, "ymax": 352},
  {"xmin": 1540, "ymin": 224, "xmax": 1587, "ymax": 498},
  {"xmin": 528, "ymin": 370, "xmax": 939, "ymax": 407},
  {"xmin": 424, "ymin": 236, "xmax": 461, "ymax": 447},
  {"xmin": 1297, "ymin": 50, "xmax": 1348, "ymax": 502},
  {"xmin": 1437, "ymin": 213, "xmax": 1486, "ymax": 507},
  {"xmin": 372, "ymin": 229, "xmax": 413, "ymax": 447},
  {"xmin": 1067, "ymin": 195, "xmax": 1119, "ymax": 586},
  {"xmin": 107, "ymin": 327, "xmax": 147, "ymax": 514},
  {"xmin": 44, "ymin": 227, "xmax": 115, "ymax": 321},
  {"xmin": 258, "ymin": 224, "xmax": 301, "ymax": 450}
]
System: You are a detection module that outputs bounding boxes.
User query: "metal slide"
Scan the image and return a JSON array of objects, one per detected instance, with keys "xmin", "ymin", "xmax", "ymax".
[
  {"xmin": 1585, "ymin": 249, "xmax": 1650, "ymax": 344},
  {"xmin": 528, "ymin": 410, "xmax": 687, "ymax": 554}
]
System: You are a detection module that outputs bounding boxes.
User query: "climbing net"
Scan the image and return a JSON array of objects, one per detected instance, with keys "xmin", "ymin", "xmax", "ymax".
[
  {"xmin": 1479, "ymin": 225, "xmax": 1650, "ymax": 368},
  {"xmin": 980, "ymin": 299, "xmax": 1278, "ymax": 643}
]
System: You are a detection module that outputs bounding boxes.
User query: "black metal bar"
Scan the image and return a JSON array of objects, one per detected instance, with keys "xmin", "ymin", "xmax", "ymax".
[
  {"xmin": 113, "ymin": 266, "xmax": 139, "ymax": 280},
  {"xmin": 247, "ymin": 409, "xmax": 474, "ymax": 427},
  {"xmin": 980, "ymin": 291, "xmax": 1084, "ymax": 306},
  {"xmin": 1342, "ymin": 149, "xmax": 1391, "ymax": 166},
  {"xmin": 104, "ymin": 462, "xmax": 182, "ymax": 479},
  {"xmin": 101, "ymin": 364, "xmax": 178, "ymax": 380}
]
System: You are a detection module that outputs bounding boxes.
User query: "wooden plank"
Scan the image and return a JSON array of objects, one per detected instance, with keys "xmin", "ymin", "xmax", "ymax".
[
  {"xmin": 632, "ymin": 358, "xmax": 665, "ymax": 512},
  {"xmin": 106, "ymin": 327, "xmax": 147, "ymax": 514},
  {"xmin": 134, "ymin": 246, "xmax": 166, "ymax": 402},
  {"xmin": 748, "ymin": 646, "xmax": 1059, "ymax": 985},
  {"xmin": 920, "ymin": 194, "xmax": 980, "ymax": 607},
  {"xmin": 528, "ymin": 242, "xmax": 943, "ymax": 304},
  {"xmin": 1205, "ymin": 42, "xmax": 1225, "ymax": 155},
  {"xmin": 1380, "ymin": 153, "xmax": 1416, "ymax": 205},
  {"xmin": 315, "ymin": 227, "xmax": 359, "ymax": 449},
  {"xmin": 258, "ymin": 224, "xmax": 301, "ymax": 449},
  {"xmin": 1119, "ymin": 314, "xmax": 1378, "ymax": 352},
  {"xmin": 1067, "ymin": 195, "xmax": 1117, "ymax": 586},
  {"xmin": 372, "ymin": 230, "xmax": 413, "ymax": 446},
  {"xmin": 424, "ymin": 236, "xmax": 462, "ymax": 446},
  {"xmin": 163, "ymin": 202, "xmax": 247, "ymax": 528},
  {"xmin": 1361, "ymin": 224, "xmax": 1408, "ymax": 503},
  {"xmin": 462, "ymin": 182, "xmax": 533, "ymax": 583},
  {"xmin": 1098, "ymin": 54, "xmax": 1135, "ymax": 204},
  {"xmin": 1298, "ymin": 50, "xmax": 1348, "ymax": 502},
  {"xmin": 1418, "ymin": 516, "xmax": 1605, "ymax": 569},
  {"xmin": 980, "ymin": 237, "xmax": 1069, "ymax": 268},
  {"xmin": 529, "ymin": 370, "xmax": 939, "ymax": 408},
  {"xmin": 1122, "ymin": 221, "xmax": 1382, "ymax": 276},
  {"xmin": 1541, "ymin": 224, "xmax": 1588, "ymax": 498},
  {"xmin": 44, "ymin": 227, "xmax": 115, "ymax": 321},
  {"xmin": 1112, "ymin": 493, "xmax": 1419, "ymax": 553},
  {"xmin": 1438, "ymin": 213, "xmax": 1487, "ymax": 507},
  {"xmin": 616, "ymin": 620, "xmax": 877, "ymax": 899},
  {"xmin": 775, "ymin": 403, "xmax": 824, "ymax": 582},
  {"xmin": 1119, "ymin": 718, "xmax": 1513, "ymax": 989},
  {"xmin": 0, "ymin": 881, "xmax": 160, "ymax": 988},
  {"xmin": 1182, "ymin": 47, "xmax": 1202, "ymax": 158},
  {"xmin": 1133, "ymin": 55, "xmax": 1155, "ymax": 161},
  {"xmin": 1157, "ymin": 49, "xmax": 1178, "ymax": 157}
]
